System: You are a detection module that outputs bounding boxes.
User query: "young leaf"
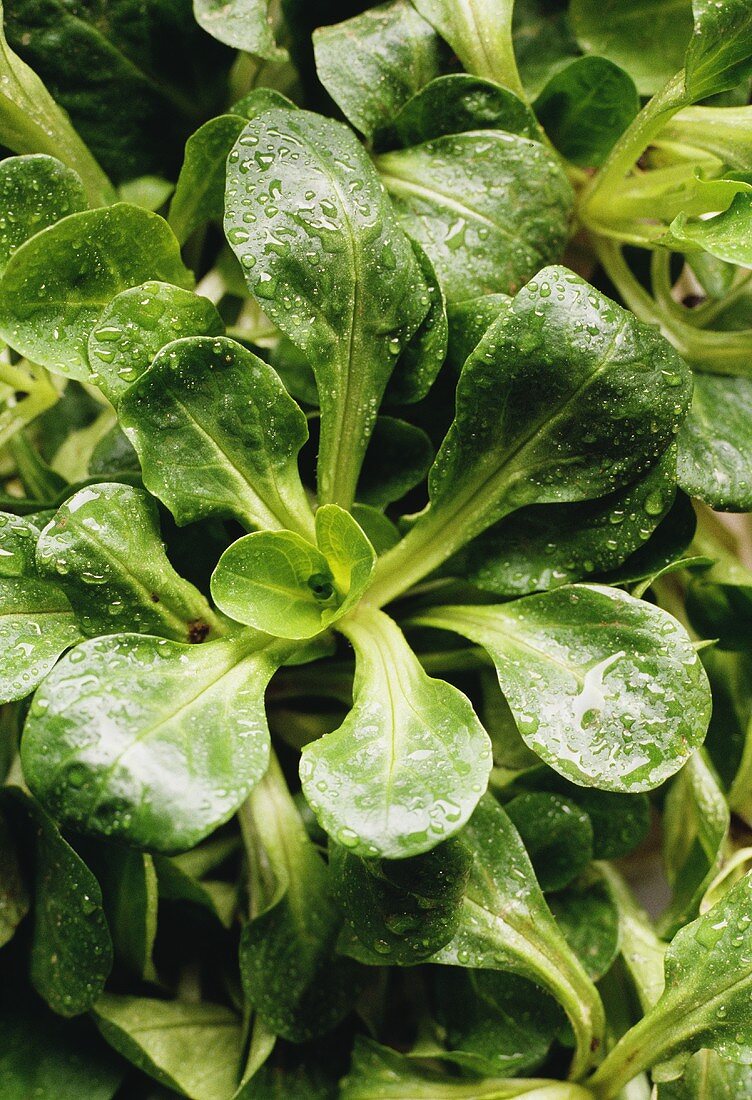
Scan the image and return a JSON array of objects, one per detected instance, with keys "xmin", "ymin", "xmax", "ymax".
[
  {"xmin": 0, "ymin": 575, "xmax": 81, "ymax": 704},
  {"xmin": 376, "ymin": 131, "xmax": 572, "ymax": 302},
  {"xmin": 368, "ymin": 267, "xmax": 691, "ymax": 607},
  {"xmin": 598, "ymin": 864, "xmax": 666, "ymax": 1012},
  {"xmin": 313, "ymin": 0, "xmax": 443, "ymax": 142},
  {"xmin": 193, "ymin": 0, "xmax": 285, "ymax": 57},
  {"xmin": 415, "ymin": 585, "xmax": 711, "ymax": 793},
  {"xmin": 0, "ymin": 204, "xmax": 191, "ymax": 381},
  {"xmin": 330, "ymin": 836, "xmax": 472, "ymax": 963},
  {"xmin": 432, "ymin": 795, "xmax": 605, "ymax": 1080},
  {"xmin": 93, "ymin": 995, "xmax": 244, "ymax": 1100},
  {"xmin": 569, "ymin": 0, "xmax": 694, "ymax": 95},
  {"xmin": 2, "ymin": 788, "xmax": 113, "ymax": 1016},
  {"xmin": 534, "ymin": 57, "xmax": 640, "ymax": 167},
  {"xmin": 589, "ymin": 871, "xmax": 752, "ymax": 1097},
  {"xmin": 168, "ymin": 115, "xmax": 248, "ymax": 246},
  {"xmin": 239, "ymin": 752, "xmax": 361, "ymax": 1042},
  {"xmin": 36, "ymin": 483, "xmax": 222, "ymax": 642},
  {"xmin": 88, "ymin": 281, "xmax": 223, "ymax": 405},
  {"xmin": 0, "ymin": 154, "xmax": 86, "ymax": 276},
  {"xmin": 385, "ymin": 74, "xmax": 539, "ymax": 147},
  {"xmin": 657, "ymin": 1049, "xmax": 752, "ymax": 1098},
  {"xmin": 119, "ymin": 336, "xmax": 315, "ymax": 536},
  {"xmin": 505, "ymin": 791, "xmax": 594, "ymax": 893},
  {"xmin": 300, "ymin": 607, "xmax": 492, "ymax": 859},
  {"xmin": 21, "ymin": 631, "xmax": 293, "ymax": 852},
  {"xmin": 411, "ymin": 0, "xmax": 524, "ymax": 97},
  {"xmin": 224, "ymin": 107, "xmax": 430, "ymax": 508},
  {"xmin": 659, "ymin": 752, "xmax": 729, "ymax": 938},
  {"xmin": 683, "ymin": 0, "xmax": 752, "ymax": 100},
  {"xmin": 211, "ymin": 504, "xmax": 375, "ymax": 638}
]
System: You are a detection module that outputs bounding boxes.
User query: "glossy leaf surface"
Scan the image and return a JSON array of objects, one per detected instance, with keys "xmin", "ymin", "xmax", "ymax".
[
  {"xmin": 193, "ymin": 0, "xmax": 284, "ymax": 57},
  {"xmin": 411, "ymin": 0, "xmax": 522, "ymax": 95},
  {"xmin": 0, "ymin": 575, "xmax": 81, "ymax": 704},
  {"xmin": 0, "ymin": 153, "xmax": 86, "ymax": 275}
]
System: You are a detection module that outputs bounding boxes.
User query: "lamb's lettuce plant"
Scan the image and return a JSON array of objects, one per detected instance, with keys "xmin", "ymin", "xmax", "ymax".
[{"xmin": 1, "ymin": 0, "xmax": 752, "ymax": 1096}]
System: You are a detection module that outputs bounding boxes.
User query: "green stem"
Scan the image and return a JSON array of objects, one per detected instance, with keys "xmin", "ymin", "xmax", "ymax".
[{"xmin": 587, "ymin": 1012, "xmax": 675, "ymax": 1099}]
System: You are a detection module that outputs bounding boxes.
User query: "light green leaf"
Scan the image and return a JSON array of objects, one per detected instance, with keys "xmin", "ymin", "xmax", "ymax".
[
  {"xmin": 0, "ymin": 154, "xmax": 86, "ymax": 276},
  {"xmin": 193, "ymin": 0, "xmax": 285, "ymax": 58},
  {"xmin": 0, "ymin": 574, "xmax": 81, "ymax": 704},
  {"xmin": 21, "ymin": 631, "xmax": 292, "ymax": 852},
  {"xmin": 0, "ymin": 1, "xmax": 113, "ymax": 206},
  {"xmin": 94, "ymin": 995, "xmax": 244, "ymax": 1100},
  {"xmin": 119, "ymin": 336, "xmax": 314, "ymax": 536},
  {"xmin": 668, "ymin": 194, "xmax": 752, "ymax": 267},
  {"xmin": 224, "ymin": 107, "xmax": 430, "ymax": 508},
  {"xmin": 239, "ymin": 752, "xmax": 361, "ymax": 1041},
  {"xmin": 376, "ymin": 131, "xmax": 572, "ymax": 302},
  {"xmin": 36, "ymin": 483, "xmax": 222, "ymax": 642},
  {"xmin": 569, "ymin": 0, "xmax": 694, "ymax": 95},
  {"xmin": 0, "ymin": 204, "xmax": 191, "ymax": 381},
  {"xmin": 313, "ymin": 0, "xmax": 443, "ymax": 142},
  {"xmin": 368, "ymin": 268, "xmax": 691, "ymax": 609},
  {"xmin": 211, "ymin": 504, "xmax": 375, "ymax": 638},
  {"xmin": 0, "ymin": 510, "xmax": 42, "ymax": 576},
  {"xmin": 300, "ymin": 607, "xmax": 492, "ymax": 859},
  {"xmin": 535, "ymin": 57, "xmax": 639, "ymax": 167},
  {"xmin": 678, "ymin": 375, "xmax": 752, "ymax": 511},
  {"xmin": 432, "ymin": 795, "xmax": 605, "ymax": 1080},
  {"xmin": 598, "ymin": 863, "xmax": 666, "ymax": 1011},
  {"xmin": 88, "ymin": 281, "xmax": 223, "ymax": 405},
  {"xmin": 590, "ymin": 871, "xmax": 752, "ymax": 1096},
  {"xmin": 386, "ymin": 73, "xmax": 539, "ymax": 146},
  {"xmin": 660, "ymin": 752, "xmax": 729, "ymax": 938},
  {"xmin": 662, "ymin": 106, "xmax": 752, "ymax": 173},
  {"xmin": 415, "ymin": 585, "xmax": 711, "ymax": 792},
  {"xmin": 658, "ymin": 1050, "xmax": 752, "ymax": 1099},
  {"xmin": 684, "ymin": 0, "xmax": 752, "ymax": 100},
  {"xmin": 411, "ymin": 0, "xmax": 524, "ymax": 97},
  {"xmin": 2, "ymin": 788, "xmax": 113, "ymax": 1016}
]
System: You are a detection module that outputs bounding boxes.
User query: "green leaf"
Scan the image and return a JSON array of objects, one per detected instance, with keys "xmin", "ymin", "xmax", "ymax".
[
  {"xmin": 367, "ymin": 268, "xmax": 692, "ymax": 607},
  {"xmin": 598, "ymin": 863, "xmax": 666, "ymax": 1011},
  {"xmin": 358, "ymin": 417, "xmax": 433, "ymax": 508},
  {"xmin": 659, "ymin": 752, "xmax": 730, "ymax": 938},
  {"xmin": 668, "ymin": 193, "xmax": 752, "ymax": 267},
  {"xmin": 313, "ymin": 0, "xmax": 443, "ymax": 142},
  {"xmin": 678, "ymin": 375, "xmax": 752, "ymax": 511},
  {"xmin": 431, "ymin": 969, "xmax": 561, "ymax": 1078},
  {"xmin": 662, "ymin": 106, "xmax": 752, "ymax": 173},
  {"xmin": 512, "ymin": 0, "xmax": 581, "ymax": 99},
  {"xmin": 0, "ymin": 510, "xmax": 42, "ymax": 576},
  {"xmin": 450, "ymin": 449, "xmax": 677, "ymax": 597},
  {"xmin": 0, "ymin": 806, "xmax": 28, "ymax": 947},
  {"xmin": 385, "ymin": 74, "xmax": 539, "ymax": 146},
  {"xmin": 385, "ymin": 236, "xmax": 448, "ymax": 405},
  {"xmin": 415, "ymin": 585, "xmax": 711, "ymax": 793},
  {"xmin": 330, "ymin": 836, "xmax": 472, "ymax": 963},
  {"xmin": 0, "ymin": 574, "xmax": 81, "ymax": 704},
  {"xmin": 684, "ymin": 0, "xmax": 752, "ymax": 100},
  {"xmin": 534, "ymin": 57, "xmax": 639, "ymax": 167},
  {"xmin": 300, "ymin": 607, "xmax": 492, "ymax": 859},
  {"xmin": 432, "ymin": 795, "xmax": 605, "ymax": 1080},
  {"xmin": 549, "ymin": 874, "xmax": 620, "ymax": 981},
  {"xmin": 2, "ymin": 788, "xmax": 113, "ymax": 1016},
  {"xmin": 154, "ymin": 841, "xmax": 238, "ymax": 930},
  {"xmin": 0, "ymin": 204, "xmax": 191, "ymax": 381},
  {"xmin": 341, "ymin": 1037, "xmax": 595, "ymax": 1099},
  {"xmin": 657, "ymin": 1050, "xmax": 752, "ymax": 1099},
  {"xmin": 590, "ymin": 871, "xmax": 752, "ymax": 1095},
  {"xmin": 21, "ymin": 631, "xmax": 291, "ymax": 852},
  {"xmin": 0, "ymin": 1, "xmax": 113, "ymax": 206},
  {"xmin": 36, "ymin": 483, "xmax": 222, "ymax": 642},
  {"xmin": 119, "ymin": 336, "xmax": 315, "ymax": 536},
  {"xmin": 376, "ymin": 132, "xmax": 572, "ymax": 302},
  {"xmin": 411, "ymin": 0, "xmax": 524, "ymax": 97},
  {"xmin": 0, "ymin": 154, "xmax": 86, "ymax": 276},
  {"xmin": 93, "ymin": 994, "xmax": 244, "ymax": 1100},
  {"xmin": 505, "ymin": 791, "xmax": 593, "ymax": 892},
  {"xmin": 0, "ymin": 979, "xmax": 122, "ymax": 1100},
  {"xmin": 83, "ymin": 841, "xmax": 158, "ymax": 981},
  {"xmin": 239, "ymin": 752, "xmax": 361, "ymax": 1042},
  {"xmin": 211, "ymin": 504, "xmax": 375, "ymax": 638},
  {"xmin": 193, "ymin": 0, "xmax": 285, "ymax": 58},
  {"xmin": 224, "ymin": 107, "xmax": 430, "ymax": 508},
  {"xmin": 569, "ymin": 0, "xmax": 694, "ymax": 95},
  {"xmin": 169, "ymin": 115, "xmax": 247, "ymax": 246},
  {"xmin": 88, "ymin": 281, "xmax": 223, "ymax": 405}
]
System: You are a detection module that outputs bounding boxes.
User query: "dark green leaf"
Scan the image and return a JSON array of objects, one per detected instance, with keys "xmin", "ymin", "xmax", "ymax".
[
  {"xmin": 300, "ymin": 607, "xmax": 492, "ymax": 859},
  {"xmin": 36, "ymin": 483, "xmax": 222, "ymax": 641},
  {"xmin": 411, "ymin": 0, "xmax": 524, "ymax": 97},
  {"xmin": 119, "ymin": 336, "xmax": 315, "ymax": 535},
  {"xmin": 84, "ymin": 841, "xmax": 158, "ymax": 981},
  {"xmin": 512, "ymin": 0, "xmax": 581, "ymax": 99},
  {"xmin": 657, "ymin": 1050, "xmax": 752, "ymax": 1099},
  {"xmin": 0, "ymin": 574, "xmax": 81, "ymax": 704},
  {"xmin": 21, "ymin": 631, "xmax": 292, "ymax": 852},
  {"xmin": 678, "ymin": 375, "xmax": 752, "ymax": 510},
  {"xmin": 169, "ymin": 115, "xmax": 247, "ymax": 246},
  {"xmin": 535, "ymin": 57, "xmax": 639, "ymax": 167},
  {"xmin": 225, "ymin": 107, "xmax": 429, "ymax": 508},
  {"xmin": 0, "ymin": 154, "xmax": 86, "ymax": 276},
  {"xmin": 0, "ymin": 204, "xmax": 191, "ymax": 381},
  {"xmin": 0, "ymin": 806, "xmax": 28, "ymax": 947},
  {"xmin": 549, "ymin": 874, "xmax": 620, "ymax": 981},
  {"xmin": 88, "ymin": 282, "xmax": 223, "ymax": 405},
  {"xmin": 358, "ymin": 417, "xmax": 433, "ymax": 508},
  {"xmin": 193, "ymin": 0, "xmax": 285, "ymax": 57},
  {"xmin": 0, "ymin": 510, "xmax": 42, "ymax": 576},
  {"xmin": 505, "ymin": 791, "xmax": 593, "ymax": 892},
  {"xmin": 385, "ymin": 236, "xmax": 448, "ymax": 405}
]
